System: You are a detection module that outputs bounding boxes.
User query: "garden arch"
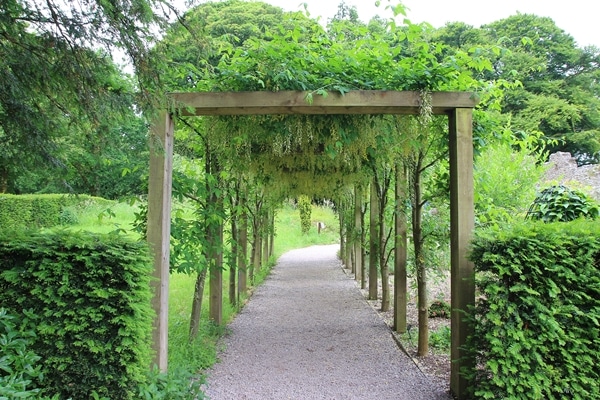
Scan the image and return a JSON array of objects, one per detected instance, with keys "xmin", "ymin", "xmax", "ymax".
[{"xmin": 148, "ymin": 90, "xmax": 477, "ymax": 398}]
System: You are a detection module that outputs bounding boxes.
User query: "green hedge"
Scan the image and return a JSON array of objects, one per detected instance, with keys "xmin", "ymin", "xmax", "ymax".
[
  {"xmin": 466, "ymin": 220, "xmax": 600, "ymax": 399},
  {"xmin": 0, "ymin": 230, "xmax": 154, "ymax": 399},
  {"xmin": 0, "ymin": 194, "xmax": 111, "ymax": 230}
]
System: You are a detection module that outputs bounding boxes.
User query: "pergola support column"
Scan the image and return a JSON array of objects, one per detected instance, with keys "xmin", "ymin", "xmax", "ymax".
[
  {"xmin": 147, "ymin": 111, "xmax": 174, "ymax": 372},
  {"xmin": 353, "ymin": 185, "xmax": 362, "ymax": 282},
  {"xmin": 393, "ymin": 162, "xmax": 408, "ymax": 333},
  {"xmin": 449, "ymin": 108, "xmax": 475, "ymax": 399}
]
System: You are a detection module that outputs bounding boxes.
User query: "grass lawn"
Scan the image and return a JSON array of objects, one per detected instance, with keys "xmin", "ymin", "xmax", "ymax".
[{"xmin": 68, "ymin": 199, "xmax": 340, "ymax": 377}]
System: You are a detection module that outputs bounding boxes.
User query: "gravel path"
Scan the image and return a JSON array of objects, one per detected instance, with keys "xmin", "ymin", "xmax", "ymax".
[{"xmin": 203, "ymin": 244, "xmax": 452, "ymax": 400}]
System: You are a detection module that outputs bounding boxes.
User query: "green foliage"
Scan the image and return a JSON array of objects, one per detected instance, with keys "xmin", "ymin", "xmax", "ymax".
[
  {"xmin": 297, "ymin": 195, "xmax": 312, "ymax": 234},
  {"xmin": 137, "ymin": 367, "xmax": 204, "ymax": 400},
  {"xmin": 466, "ymin": 220, "xmax": 600, "ymax": 399},
  {"xmin": 0, "ymin": 309, "xmax": 43, "ymax": 399},
  {"xmin": 474, "ymin": 135, "xmax": 548, "ymax": 226},
  {"xmin": 428, "ymin": 300, "xmax": 451, "ymax": 318},
  {"xmin": 526, "ymin": 185, "xmax": 599, "ymax": 222},
  {"xmin": 429, "ymin": 326, "xmax": 451, "ymax": 350},
  {"xmin": 0, "ymin": 230, "xmax": 154, "ymax": 399},
  {"xmin": 0, "ymin": 194, "xmax": 111, "ymax": 230}
]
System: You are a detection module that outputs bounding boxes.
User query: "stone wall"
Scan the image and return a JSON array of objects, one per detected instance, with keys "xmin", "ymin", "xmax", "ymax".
[{"xmin": 543, "ymin": 152, "xmax": 600, "ymax": 201}]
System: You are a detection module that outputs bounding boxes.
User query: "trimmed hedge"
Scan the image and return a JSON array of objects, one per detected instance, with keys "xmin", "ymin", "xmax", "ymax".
[
  {"xmin": 0, "ymin": 230, "xmax": 154, "ymax": 399},
  {"xmin": 0, "ymin": 194, "xmax": 112, "ymax": 230},
  {"xmin": 466, "ymin": 220, "xmax": 600, "ymax": 399}
]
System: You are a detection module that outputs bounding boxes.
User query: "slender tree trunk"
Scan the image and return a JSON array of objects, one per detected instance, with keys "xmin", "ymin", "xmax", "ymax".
[
  {"xmin": 394, "ymin": 162, "xmax": 408, "ymax": 333},
  {"xmin": 379, "ymin": 217, "xmax": 390, "ymax": 311},
  {"xmin": 269, "ymin": 210, "xmax": 275, "ymax": 257},
  {"xmin": 339, "ymin": 200, "xmax": 346, "ymax": 263},
  {"xmin": 238, "ymin": 199, "xmax": 248, "ymax": 299},
  {"xmin": 189, "ymin": 267, "xmax": 207, "ymax": 341},
  {"xmin": 360, "ymin": 197, "xmax": 367, "ymax": 290},
  {"xmin": 354, "ymin": 185, "xmax": 363, "ymax": 282},
  {"xmin": 0, "ymin": 166, "xmax": 8, "ymax": 193},
  {"xmin": 376, "ymin": 169, "xmax": 392, "ymax": 312},
  {"xmin": 412, "ymin": 153, "xmax": 429, "ymax": 356},
  {"xmin": 229, "ymin": 211, "xmax": 237, "ymax": 306},
  {"xmin": 209, "ymin": 218, "xmax": 224, "ymax": 324},
  {"xmin": 206, "ymin": 149, "xmax": 224, "ymax": 325},
  {"xmin": 369, "ymin": 180, "xmax": 379, "ymax": 300},
  {"xmin": 262, "ymin": 209, "xmax": 269, "ymax": 266}
]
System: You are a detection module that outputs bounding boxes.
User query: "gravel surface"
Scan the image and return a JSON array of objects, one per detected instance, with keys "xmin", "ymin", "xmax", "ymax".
[{"xmin": 203, "ymin": 244, "xmax": 452, "ymax": 400}]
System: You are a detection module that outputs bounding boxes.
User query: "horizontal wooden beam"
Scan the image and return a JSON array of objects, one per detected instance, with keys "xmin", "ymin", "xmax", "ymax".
[{"xmin": 170, "ymin": 90, "xmax": 478, "ymax": 116}]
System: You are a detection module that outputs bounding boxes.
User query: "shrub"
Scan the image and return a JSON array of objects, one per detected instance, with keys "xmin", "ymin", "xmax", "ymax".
[
  {"xmin": 526, "ymin": 185, "xmax": 599, "ymax": 222},
  {"xmin": 429, "ymin": 326, "xmax": 451, "ymax": 350},
  {"xmin": 137, "ymin": 367, "xmax": 205, "ymax": 400},
  {"xmin": 0, "ymin": 194, "xmax": 111, "ymax": 230},
  {"xmin": 0, "ymin": 309, "xmax": 43, "ymax": 399},
  {"xmin": 0, "ymin": 230, "xmax": 154, "ymax": 399},
  {"xmin": 466, "ymin": 220, "xmax": 600, "ymax": 399},
  {"xmin": 428, "ymin": 299, "xmax": 451, "ymax": 318},
  {"xmin": 297, "ymin": 195, "xmax": 312, "ymax": 234}
]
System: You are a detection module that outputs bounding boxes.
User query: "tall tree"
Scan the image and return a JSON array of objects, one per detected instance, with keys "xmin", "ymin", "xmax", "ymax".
[
  {"xmin": 482, "ymin": 14, "xmax": 600, "ymax": 163},
  {"xmin": 0, "ymin": 0, "xmax": 183, "ymax": 192}
]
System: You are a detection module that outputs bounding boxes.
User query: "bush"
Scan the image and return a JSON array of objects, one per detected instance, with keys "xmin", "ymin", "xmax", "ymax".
[
  {"xmin": 428, "ymin": 299, "xmax": 451, "ymax": 318},
  {"xmin": 0, "ymin": 194, "xmax": 111, "ymax": 230},
  {"xmin": 526, "ymin": 185, "xmax": 599, "ymax": 222},
  {"xmin": 429, "ymin": 326, "xmax": 451, "ymax": 350},
  {"xmin": 297, "ymin": 195, "xmax": 312, "ymax": 234},
  {"xmin": 466, "ymin": 220, "xmax": 600, "ymax": 399},
  {"xmin": 0, "ymin": 309, "xmax": 43, "ymax": 399},
  {"xmin": 0, "ymin": 230, "xmax": 154, "ymax": 399},
  {"xmin": 137, "ymin": 367, "xmax": 205, "ymax": 400}
]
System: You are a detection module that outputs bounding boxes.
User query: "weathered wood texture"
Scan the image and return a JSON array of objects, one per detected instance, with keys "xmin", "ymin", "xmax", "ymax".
[
  {"xmin": 449, "ymin": 108, "xmax": 476, "ymax": 399},
  {"xmin": 394, "ymin": 163, "xmax": 408, "ymax": 334},
  {"xmin": 147, "ymin": 111, "xmax": 174, "ymax": 372},
  {"xmin": 171, "ymin": 91, "xmax": 478, "ymax": 116},
  {"xmin": 354, "ymin": 185, "xmax": 362, "ymax": 283}
]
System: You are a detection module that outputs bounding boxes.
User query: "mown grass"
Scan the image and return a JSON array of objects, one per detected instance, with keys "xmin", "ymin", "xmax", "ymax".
[{"xmin": 70, "ymin": 199, "xmax": 339, "ymax": 380}]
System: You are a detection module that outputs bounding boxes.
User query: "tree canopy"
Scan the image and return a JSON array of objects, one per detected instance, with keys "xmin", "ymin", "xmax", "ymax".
[{"xmin": 0, "ymin": 0, "xmax": 183, "ymax": 194}]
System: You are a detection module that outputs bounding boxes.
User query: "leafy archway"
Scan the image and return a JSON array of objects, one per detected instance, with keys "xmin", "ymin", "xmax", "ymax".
[{"xmin": 148, "ymin": 89, "xmax": 477, "ymax": 398}]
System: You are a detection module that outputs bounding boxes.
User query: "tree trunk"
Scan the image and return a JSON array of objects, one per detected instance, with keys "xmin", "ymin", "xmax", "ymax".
[
  {"xmin": 361, "ymin": 194, "xmax": 367, "ymax": 290},
  {"xmin": 379, "ymin": 218, "xmax": 390, "ymax": 311},
  {"xmin": 206, "ymin": 149, "xmax": 224, "ymax": 325},
  {"xmin": 208, "ymin": 204, "xmax": 224, "ymax": 325},
  {"xmin": 262, "ymin": 209, "xmax": 269, "ymax": 266},
  {"xmin": 368, "ymin": 180, "xmax": 379, "ymax": 300},
  {"xmin": 412, "ymin": 153, "xmax": 429, "ymax": 356},
  {"xmin": 269, "ymin": 210, "xmax": 275, "ymax": 257},
  {"xmin": 229, "ymin": 211, "xmax": 237, "ymax": 306},
  {"xmin": 189, "ymin": 267, "xmax": 207, "ymax": 341},
  {"xmin": 354, "ymin": 185, "xmax": 363, "ymax": 283},
  {"xmin": 339, "ymin": 200, "xmax": 345, "ymax": 263},
  {"xmin": 394, "ymin": 162, "xmax": 408, "ymax": 333},
  {"xmin": 238, "ymin": 198, "xmax": 248, "ymax": 298}
]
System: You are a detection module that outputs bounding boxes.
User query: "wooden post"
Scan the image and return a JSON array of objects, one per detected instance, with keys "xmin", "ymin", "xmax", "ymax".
[
  {"xmin": 209, "ymin": 219, "xmax": 223, "ymax": 325},
  {"xmin": 147, "ymin": 111, "xmax": 174, "ymax": 372},
  {"xmin": 368, "ymin": 180, "xmax": 379, "ymax": 300},
  {"xmin": 238, "ymin": 192, "xmax": 248, "ymax": 298},
  {"xmin": 394, "ymin": 162, "xmax": 408, "ymax": 333},
  {"xmin": 449, "ymin": 108, "xmax": 475, "ymax": 399},
  {"xmin": 354, "ymin": 185, "xmax": 362, "ymax": 282}
]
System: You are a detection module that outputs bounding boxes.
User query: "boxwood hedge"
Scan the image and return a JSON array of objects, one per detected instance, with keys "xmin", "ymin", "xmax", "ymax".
[
  {"xmin": 466, "ymin": 219, "xmax": 600, "ymax": 399},
  {"xmin": 0, "ymin": 230, "xmax": 154, "ymax": 399}
]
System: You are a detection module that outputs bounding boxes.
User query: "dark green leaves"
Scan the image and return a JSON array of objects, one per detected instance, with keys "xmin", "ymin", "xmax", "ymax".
[
  {"xmin": 0, "ymin": 230, "xmax": 154, "ymax": 399},
  {"xmin": 526, "ymin": 185, "xmax": 599, "ymax": 222},
  {"xmin": 466, "ymin": 220, "xmax": 600, "ymax": 399}
]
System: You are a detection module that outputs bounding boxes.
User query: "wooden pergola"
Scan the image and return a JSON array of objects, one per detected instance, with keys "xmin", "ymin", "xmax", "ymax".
[{"xmin": 147, "ymin": 90, "xmax": 477, "ymax": 398}]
